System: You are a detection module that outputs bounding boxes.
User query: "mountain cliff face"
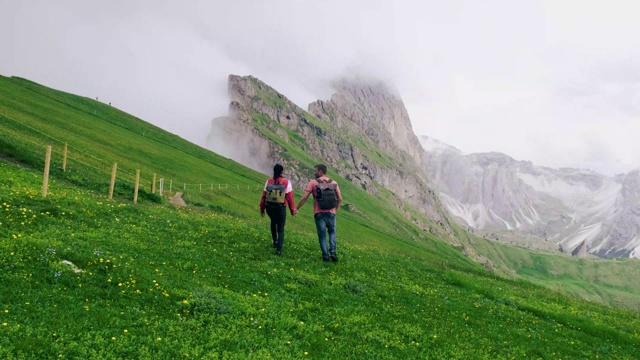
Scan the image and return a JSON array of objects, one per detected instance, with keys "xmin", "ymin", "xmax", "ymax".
[
  {"xmin": 308, "ymin": 79, "xmax": 424, "ymax": 164},
  {"xmin": 206, "ymin": 75, "xmax": 449, "ymax": 235},
  {"xmin": 307, "ymin": 79, "xmax": 446, "ymax": 221},
  {"xmin": 593, "ymin": 170, "xmax": 640, "ymax": 257},
  {"xmin": 421, "ymin": 136, "xmax": 640, "ymax": 259}
]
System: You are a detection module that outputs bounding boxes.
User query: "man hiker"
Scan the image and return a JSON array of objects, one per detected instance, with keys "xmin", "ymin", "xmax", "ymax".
[
  {"xmin": 296, "ymin": 164, "xmax": 342, "ymax": 262},
  {"xmin": 260, "ymin": 164, "xmax": 297, "ymax": 256}
]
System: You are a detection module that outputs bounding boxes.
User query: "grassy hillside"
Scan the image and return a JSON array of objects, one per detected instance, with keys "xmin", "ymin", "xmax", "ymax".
[
  {"xmin": 1, "ymin": 75, "xmax": 640, "ymax": 358},
  {"xmin": 0, "ymin": 75, "xmax": 445, "ymax": 248},
  {"xmin": 458, "ymin": 230, "xmax": 640, "ymax": 310}
]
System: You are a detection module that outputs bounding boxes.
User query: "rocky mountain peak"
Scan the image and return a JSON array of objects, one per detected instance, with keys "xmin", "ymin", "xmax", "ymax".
[
  {"xmin": 228, "ymin": 74, "xmax": 257, "ymax": 101},
  {"xmin": 309, "ymin": 78, "xmax": 424, "ymax": 164}
]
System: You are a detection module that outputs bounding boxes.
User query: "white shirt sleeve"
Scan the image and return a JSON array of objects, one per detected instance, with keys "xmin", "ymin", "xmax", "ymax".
[
  {"xmin": 263, "ymin": 180, "xmax": 269, "ymax": 191},
  {"xmin": 285, "ymin": 179, "xmax": 293, "ymax": 193}
]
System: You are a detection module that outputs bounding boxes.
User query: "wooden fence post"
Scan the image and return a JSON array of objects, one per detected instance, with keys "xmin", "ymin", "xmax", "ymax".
[
  {"xmin": 134, "ymin": 170, "xmax": 140, "ymax": 204},
  {"xmin": 42, "ymin": 145, "xmax": 52, "ymax": 197},
  {"xmin": 169, "ymin": 180, "xmax": 172, "ymax": 193},
  {"xmin": 108, "ymin": 163, "xmax": 117, "ymax": 200},
  {"xmin": 62, "ymin": 142, "xmax": 68, "ymax": 172},
  {"xmin": 152, "ymin": 173, "xmax": 156, "ymax": 193}
]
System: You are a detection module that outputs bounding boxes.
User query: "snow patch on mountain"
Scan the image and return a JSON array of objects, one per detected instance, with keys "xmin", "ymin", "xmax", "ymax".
[
  {"xmin": 440, "ymin": 194, "xmax": 513, "ymax": 229},
  {"xmin": 563, "ymin": 223, "xmax": 603, "ymax": 250},
  {"xmin": 516, "ymin": 171, "xmax": 594, "ymax": 202}
]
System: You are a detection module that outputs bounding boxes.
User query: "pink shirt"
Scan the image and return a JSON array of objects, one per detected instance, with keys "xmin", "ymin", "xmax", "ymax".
[{"xmin": 305, "ymin": 176, "xmax": 342, "ymax": 215}]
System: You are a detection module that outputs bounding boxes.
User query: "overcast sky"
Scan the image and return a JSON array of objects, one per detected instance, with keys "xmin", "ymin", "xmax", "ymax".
[{"xmin": 2, "ymin": 0, "xmax": 639, "ymax": 176}]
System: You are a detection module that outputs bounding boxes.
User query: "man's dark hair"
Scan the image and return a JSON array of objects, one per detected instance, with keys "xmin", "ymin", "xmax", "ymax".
[
  {"xmin": 273, "ymin": 163, "xmax": 284, "ymax": 179},
  {"xmin": 315, "ymin": 164, "xmax": 327, "ymax": 175}
]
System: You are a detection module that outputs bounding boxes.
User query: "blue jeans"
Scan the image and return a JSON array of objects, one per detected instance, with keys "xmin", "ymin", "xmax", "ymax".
[{"xmin": 314, "ymin": 212, "xmax": 336, "ymax": 259}]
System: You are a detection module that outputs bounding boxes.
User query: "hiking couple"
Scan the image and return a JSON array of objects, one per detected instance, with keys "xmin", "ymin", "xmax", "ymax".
[{"xmin": 259, "ymin": 164, "xmax": 342, "ymax": 262}]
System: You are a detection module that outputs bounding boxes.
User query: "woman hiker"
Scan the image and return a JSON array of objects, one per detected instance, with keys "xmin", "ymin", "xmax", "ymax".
[{"xmin": 260, "ymin": 164, "xmax": 297, "ymax": 256}]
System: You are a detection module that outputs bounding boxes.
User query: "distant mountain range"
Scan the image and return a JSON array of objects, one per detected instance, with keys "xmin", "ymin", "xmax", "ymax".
[{"xmin": 421, "ymin": 136, "xmax": 640, "ymax": 259}]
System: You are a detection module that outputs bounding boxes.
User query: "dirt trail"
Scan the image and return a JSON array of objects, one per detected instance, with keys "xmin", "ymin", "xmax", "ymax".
[{"xmin": 169, "ymin": 192, "xmax": 187, "ymax": 207}]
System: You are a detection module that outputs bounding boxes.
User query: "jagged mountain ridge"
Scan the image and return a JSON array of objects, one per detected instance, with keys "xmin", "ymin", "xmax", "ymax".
[
  {"xmin": 206, "ymin": 75, "xmax": 450, "ymax": 236},
  {"xmin": 308, "ymin": 79, "xmax": 424, "ymax": 164},
  {"xmin": 421, "ymin": 136, "xmax": 640, "ymax": 259}
]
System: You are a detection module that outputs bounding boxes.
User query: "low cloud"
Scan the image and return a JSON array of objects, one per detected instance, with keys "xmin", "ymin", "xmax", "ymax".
[{"xmin": 1, "ymin": 0, "xmax": 639, "ymax": 176}]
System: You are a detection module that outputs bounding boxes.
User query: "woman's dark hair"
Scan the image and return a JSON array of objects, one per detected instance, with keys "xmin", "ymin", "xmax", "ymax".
[{"xmin": 273, "ymin": 163, "xmax": 284, "ymax": 179}]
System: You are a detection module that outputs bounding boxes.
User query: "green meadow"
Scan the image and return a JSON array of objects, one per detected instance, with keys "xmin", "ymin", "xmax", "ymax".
[{"xmin": 1, "ymin": 75, "xmax": 639, "ymax": 358}]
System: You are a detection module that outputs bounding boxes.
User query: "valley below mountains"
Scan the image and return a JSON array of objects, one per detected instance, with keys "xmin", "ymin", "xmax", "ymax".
[{"xmin": 207, "ymin": 74, "xmax": 640, "ymax": 260}]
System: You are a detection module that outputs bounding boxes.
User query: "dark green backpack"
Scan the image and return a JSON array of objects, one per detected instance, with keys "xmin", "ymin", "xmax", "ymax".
[{"xmin": 315, "ymin": 179, "xmax": 338, "ymax": 210}]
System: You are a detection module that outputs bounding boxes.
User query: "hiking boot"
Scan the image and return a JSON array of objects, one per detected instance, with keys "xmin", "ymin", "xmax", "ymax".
[
  {"xmin": 322, "ymin": 256, "xmax": 330, "ymax": 262},
  {"xmin": 276, "ymin": 250, "xmax": 282, "ymax": 256},
  {"xmin": 330, "ymin": 252, "xmax": 338, "ymax": 262}
]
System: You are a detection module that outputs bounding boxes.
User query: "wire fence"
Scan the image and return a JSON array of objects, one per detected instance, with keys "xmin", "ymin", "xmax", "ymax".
[
  {"xmin": 0, "ymin": 111, "xmax": 264, "ymax": 202},
  {"xmin": 1, "ymin": 113, "xmax": 144, "ymax": 188},
  {"xmin": 155, "ymin": 179, "xmax": 263, "ymax": 195}
]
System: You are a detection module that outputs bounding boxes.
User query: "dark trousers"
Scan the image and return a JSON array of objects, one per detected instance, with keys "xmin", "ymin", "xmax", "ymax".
[{"xmin": 266, "ymin": 205, "xmax": 287, "ymax": 251}]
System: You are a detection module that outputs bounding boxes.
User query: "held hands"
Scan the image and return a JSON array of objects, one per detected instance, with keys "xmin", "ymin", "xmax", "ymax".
[{"xmin": 292, "ymin": 208, "xmax": 299, "ymax": 217}]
